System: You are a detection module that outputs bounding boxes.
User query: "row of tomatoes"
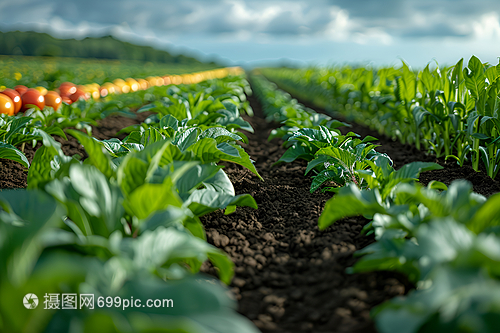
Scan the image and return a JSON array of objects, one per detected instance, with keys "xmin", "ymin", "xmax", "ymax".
[
  {"xmin": 0, "ymin": 86, "xmax": 61, "ymax": 115},
  {"xmin": 0, "ymin": 78, "xmax": 134, "ymax": 116},
  {"xmin": 0, "ymin": 76, "xmax": 178, "ymax": 116},
  {"xmin": 0, "ymin": 67, "xmax": 244, "ymax": 116}
]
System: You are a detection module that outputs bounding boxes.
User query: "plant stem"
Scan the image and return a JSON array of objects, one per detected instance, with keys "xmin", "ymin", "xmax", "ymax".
[{"xmin": 473, "ymin": 138, "xmax": 480, "ymax": 171}]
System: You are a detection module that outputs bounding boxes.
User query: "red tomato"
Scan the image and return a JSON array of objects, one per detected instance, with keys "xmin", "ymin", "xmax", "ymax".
[
  {"xmin": 58, "ymin": 82, "xmax": 77, "ymax": 97},
  {"xmin": 14, "ymin": 85, "xmax": 28, "ymax": 96},
  {"xmin": 44, "ymin": 91, "xmax": 62, "ymax": 111},
  {"xmin": 0, "ymin": 89, "xmax": 22, "ymax": 114},
  {"xmin": 69, "ymin": 88, "xmax": 90, "ymax": 102},
  {"xmin": 0, "ymin": 94, "xmax": 14, "ymax": 115},
  {"xmin": 21, "ymin": 89, "xmax": 45, "ymax": 111}
]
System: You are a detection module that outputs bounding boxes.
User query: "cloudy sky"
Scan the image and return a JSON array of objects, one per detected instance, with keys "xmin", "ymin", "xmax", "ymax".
[{"xmin": 0, "ymin": 0, "xmax": 499, "ymax": 67}]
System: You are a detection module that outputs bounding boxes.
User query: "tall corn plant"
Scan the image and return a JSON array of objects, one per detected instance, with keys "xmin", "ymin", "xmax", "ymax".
[{"xmin": 463, "ymin": 56, "xmax": 500, "ymax": 176}]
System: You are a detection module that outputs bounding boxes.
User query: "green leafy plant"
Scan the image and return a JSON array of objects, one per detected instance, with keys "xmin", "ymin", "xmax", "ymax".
[
  {"xmin": 261, "ymin": 56, "xmax": 500, "ymax": 180},
  {"xmin": 0, "ymin": 189, "xmax": 259, "ymax": 333}
]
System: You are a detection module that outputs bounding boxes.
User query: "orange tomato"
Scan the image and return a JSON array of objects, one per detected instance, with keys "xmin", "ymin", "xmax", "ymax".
[
  {"xmin": 69, "ymin": 88, "xmax": 90, "ymax": 102},
  {"xmin": 44, "ymin": 91, "xmax": 62, "ymax": 111},
  {"xmin": 0, "ymin": 94, "xmax": 14, "ymax": 115},
  {"xmin": 58, "ymin": 82, "xmax": 77, "ymax": 97},
  {"xmin": 21, "ymin": 89, "xmax": 45, "ymax": 111},
  {"xmin": 0, "ymin": 89, "xmax": 22, "ymax": 114}
]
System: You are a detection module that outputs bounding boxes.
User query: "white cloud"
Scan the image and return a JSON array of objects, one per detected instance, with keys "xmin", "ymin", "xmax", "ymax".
[
  {"xmin": 324, "ymin": 8, "xmax": 351, "ymax": 41},
  {"xmin": 473, "ymin": 13, "xmax": 500, "ymax": 40},
  {"xmin": 0, "ymin": 0, "xmax": 499, "ymax": 65}
]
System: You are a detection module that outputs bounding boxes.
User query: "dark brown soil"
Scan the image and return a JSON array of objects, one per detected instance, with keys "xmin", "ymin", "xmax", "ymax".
[{"xmin": 91, "ymin": 111, "xmax": 152, "ymax": 140}]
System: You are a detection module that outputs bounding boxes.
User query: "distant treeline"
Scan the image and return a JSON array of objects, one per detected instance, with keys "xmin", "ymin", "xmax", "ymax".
[{"xmin": 0, "ymin": 31, "xmax": 210, "ymax": 65}]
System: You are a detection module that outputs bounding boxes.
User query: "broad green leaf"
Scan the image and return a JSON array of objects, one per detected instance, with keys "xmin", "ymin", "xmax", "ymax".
[
  {"xmin": 187, "ymin": 138, "xmax": 262, "ymax": 180},
  {"xmin": 160, "ymin": 114, "xmax": 179, "ymax": 131},
  {"xmin": 201, "ymin": 168, "xmax": 234, "ymax": 195},
  {"xmin": 176, "ymin": 164, "xmax": 222, "ymax": 194},
  {"xmin": 139, "ymin": 207, "xmax": 187, "ymax": 232},
  {"xmin": 117, "ymin": 156, "xmax": 149, "ymax": 196},
  {"xmin": 184, "ymin": 189, "xmax": 257, "ymax": 217},
  {"xmin": 123, "ymin": 178, "xmax": 183, "ymax": 220},
  {"xmin": 464, "ymin": 55, "xmax": 487, "ymax": 100},
  {"xmin": 45, "ymin": 164, "xmax": 124, "ymax": 237},
  {"xmin": 67, "ymin": 129, "xmax": 115, "ymax": 179},
  {"xmin": 0, "ymin": 189, "xmax": 64, "ymax": 284},
  {"xmin": 393, "ymin": 162, "xmax": 443, "ymax": 180},
  {"xmin": 27, "ymin": 131, "xmax": 71, "ymax": 190},
  {"xmin": 469, "ymin": 192, "xmax": 500, "ymax": 234},
  {"xmin": 165, "ymin": 99, "xmax": 189, "ymax": 119},
  {"xmin": 310, "ymin": 169, "xmax": 343, "ymax": 193},
  {"xmin": 173, "ymin": 127, "xmax": 200, "ymax": 152},
  {"xmin": 352, "ymin": 229, "xmax": 420, "ymax": 280},
  {"xmin": 274, "ymin": 143, "xmax": 314, "ymax": 164},
  {"xmin": 43, "ymin": 126, "xmax": 68, "ymax": 140},
  {"xmin": 198, "ymin": 127, "xmax": 242, "ymax": 144},
  {"xmin": 412, "ymin": 106, "xmax": 437, "ymax": 128},
  {"xmin": 485, "ymin": 66, "xmax": 499, "ymax": 86},
  {"xmin": 397, "ymin": 62, "xmax": 416, "ymax": 103},
  {"xmin": 0, "ymin": 143, "xmax": 29, "ymax": 168},
  {"xmin": 126, "ymin": 227, "xmax": 234, "ymax": 284},
  {"xmin": 4, "ymin": 117, "xmax": 31, "ymax": 144},
  {"xmin": 316, "ymin": 146, "xmax": 357, "ymax": 171},
  {"xmin": 319, "ymin": 185, "xmax": 386, "ymax": 230},
  {"xmin": 373, "ymin": 265, "xmax": 500, "ymax": 333},
  {"xmin": 142, "ymin": 127, "xmax": 164, "ymax": 147},
  {"xmin": 305, "ymin": 155, "xmax": 331, "ymax": 175},
  {"xmin": 117, "ymin": 140, "xmax": 171, "ymax": 195}
]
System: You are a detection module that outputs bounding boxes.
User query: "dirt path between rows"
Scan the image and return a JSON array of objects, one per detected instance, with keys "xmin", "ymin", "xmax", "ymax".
[{"xmin": 200, "ymin": 92, "xmax": 413, "ymax": 333}]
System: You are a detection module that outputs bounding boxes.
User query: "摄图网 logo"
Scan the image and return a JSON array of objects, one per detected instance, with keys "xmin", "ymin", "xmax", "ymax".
[{"xmin": 23, "ymin": 293, "xmax": 39, "ymax": 309}]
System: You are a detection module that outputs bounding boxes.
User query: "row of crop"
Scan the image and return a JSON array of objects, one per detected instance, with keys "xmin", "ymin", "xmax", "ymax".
[
  {"xmin": 0, "ymin": 66, "xmax": 243, "ymax": 112},
  {"xmin": 251, "ymin": 73, "xmax": 500, "ymax": 333},
  {"xmin": 260, "ymin": 56, "xmax": 500, "ymax": 179},
  {"xmin": 0, "ymin": 67, "xmax": 244, "ymax": 170},
  {"xmin": 0, "ymin": 74, "xmax": 261, "ymax": 333}
]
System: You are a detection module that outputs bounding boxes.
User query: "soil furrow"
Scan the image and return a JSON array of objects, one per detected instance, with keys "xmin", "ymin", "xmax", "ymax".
[{"xmin": 200, "ymin": 92, "xmax": 410, "ymax": 333}]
